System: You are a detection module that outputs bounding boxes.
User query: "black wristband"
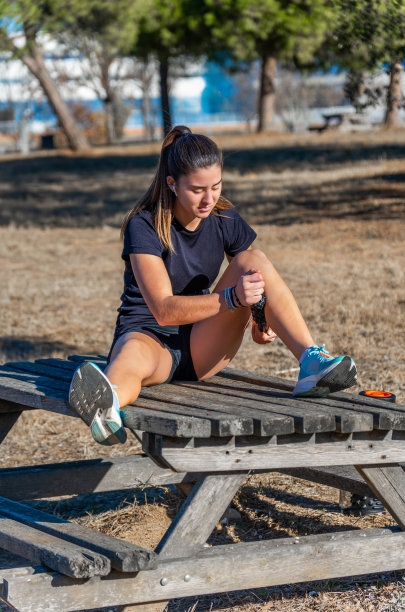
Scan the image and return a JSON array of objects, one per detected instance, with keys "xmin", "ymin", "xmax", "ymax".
[
  {"xmin": 232, "ymin": 286, "xmax": 244, "ymax": 308},
  {"xmin": 251, "ymin": 295, "xmax": 267, "ymax": 332}
]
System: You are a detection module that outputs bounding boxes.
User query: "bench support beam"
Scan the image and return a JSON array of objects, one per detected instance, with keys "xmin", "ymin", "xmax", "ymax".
[
  {"xmin": 2, "ymin": 528, "xmax": 405, "ymax": 612},
  {"xmin": 356, "ymin": 464, "xmax": 405, "ymax": 529}
]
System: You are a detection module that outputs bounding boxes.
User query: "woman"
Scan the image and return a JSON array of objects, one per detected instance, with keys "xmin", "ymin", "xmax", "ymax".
[{"xmin": 69, "ymin": 125, "xmax": 357, "ymax": 445}]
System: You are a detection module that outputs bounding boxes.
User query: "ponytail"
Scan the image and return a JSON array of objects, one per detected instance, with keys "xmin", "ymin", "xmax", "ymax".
[{"xmin": 121, "ymin": 125, "xmax": 232, "ymax": 251}]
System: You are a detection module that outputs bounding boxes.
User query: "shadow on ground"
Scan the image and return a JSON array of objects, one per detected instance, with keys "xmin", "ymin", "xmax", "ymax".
[
  {"xmin": 0, "ymin": 336, "xmax": 79, "ymax": 363},
  {"xmin": 1, "ymin": 141, "xmax": 404, "ymax": 227}
]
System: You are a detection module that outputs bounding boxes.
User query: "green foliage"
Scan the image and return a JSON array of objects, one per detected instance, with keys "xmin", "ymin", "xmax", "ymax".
[
  {"xmin": 0, "ymin": 0, "xmax": 150, "ymax": 59},
  {"xmin": 134, "ymin": 0, "xmax": 210, "ymax": 60},
  {"xmin": 200, "ymin": 0, "xmax": 334, "ymax": 65},
  {"xmin": 328, "ymin": 0, "xmax": 405, "ymax": 70},
  {"xmin": 0, "ymin": 1, "xmax": 96, "ymax": 46},
  {"xmin": 70, "ymin": 0, "xmax": 151, "ymax": 57}
]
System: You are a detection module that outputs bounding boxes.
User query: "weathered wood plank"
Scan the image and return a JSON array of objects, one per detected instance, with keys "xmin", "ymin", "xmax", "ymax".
[
  {"xmin": 0, "ymin": 398, "xmax": 27, "ymax": 413},
  {"xmin": 122, "ymin": 402, "xmax": 212, "ymax": 438},
  {"xmin": 219, "ymin": 367, "xmax": 405, "ymax": 430},
  {"xmin": 0, "ymin": 368, "xmax": 212, "ymax": 436},
  {"xmin": 143, "ymin": 384, "xmax": 294, "ymax": 436},
  {"xmin": 156, "ymin": 473, "xmax": 246, "ymax": 557},
  {"xmin": 0, "ymin": 454, "xmax": 204, "ymax": 500},
  {"xmin": 36, "ymin": 357, "xmax": 83, "ymax": 371},
  {"xmin": 215, "ymin": 378, "xmax": 374, "ymax": 433},
  {"xmin": 177, "ymin": 379, "xmax": 337, "ymax": 434},
  {"xmin": 0, "ymin": 369, "xmax": 73, "ymax": 415},
  {"xmin": 2, "ymin": 528, "xmax": 405, "ymax": 611},
  {"xmin": 0, "ymin": 496, "xmax": 156, "ymax": 572},
  {"xmin": 68, "ymin": 354, "xmax": 106, "ymax": 363},
  {"xmin": 154, "ymin": 433, "xmax": 405, "ymax": 472},
  {"xmin": 0, "ymin": 513, "xmax": 110, "ymax": 579},
  {"xmin": 9, "ymin": 360, "xmax": 212, "ymax": 437},
  {"xmin": 1, "ymin": 450, "xmax": 392, "ymax": 502},
  {"xmin": 196, "ymin": 377, "xmax": 373, "ymax": 434},
  {"xmin": 6, "ymin": 361, "xmax": 72, "ymax": 383},
  {"xmin": 42, "ymin": 359, "xmax": 290, "ymax": 437},
  {"xmin": 0, "ymin": 454, "xmax": 193, "ymax": 500},
  {"xmin": 280, "ymin": 465, "xmax": 375, "ymax": 497},
  {"xmin": 356, "ymin": 464, "xmax": 405, "ymax": 529},
  {"xmin": 138, "ymin": 387, "xmax": 253, "ymax": 437},
  {"xmin": 0, "ymin": 412, "xmax": 23, "ymax": 444}
]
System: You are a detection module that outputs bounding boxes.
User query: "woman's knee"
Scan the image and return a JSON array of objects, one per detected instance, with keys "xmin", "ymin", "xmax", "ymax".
[
  {"xmin": 108, "ymin": 334, "xmax": 163, "ymax": 379},
  {"xmin": 232, "ymin": 248, "xmax": 274, "ymax": 272}
]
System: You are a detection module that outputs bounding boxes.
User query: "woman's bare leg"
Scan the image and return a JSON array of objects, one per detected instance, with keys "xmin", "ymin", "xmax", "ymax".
[
  {"xmin": 191, "ymin": 248, "xmax": 314, "ymax": 380},
  {"xmin": 105, "ymin": 331, "xmax": 173, "ymax": 407}
]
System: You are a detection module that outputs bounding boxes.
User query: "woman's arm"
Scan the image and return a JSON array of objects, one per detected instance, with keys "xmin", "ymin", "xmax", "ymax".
[{"xmin": 130, "ymin": 253, "xmax": 264, "ymax": 326}]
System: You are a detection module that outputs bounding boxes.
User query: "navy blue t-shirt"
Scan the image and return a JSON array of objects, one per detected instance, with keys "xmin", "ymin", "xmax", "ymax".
[{"xmin": 114, "ymin": 207, "xmax": 256, "ymax": 335}]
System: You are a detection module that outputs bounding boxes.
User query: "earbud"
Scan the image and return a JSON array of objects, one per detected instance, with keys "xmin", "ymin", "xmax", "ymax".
[{"xmin": 172, "ymin": 183, "xmax": 177, "ymax": 197}]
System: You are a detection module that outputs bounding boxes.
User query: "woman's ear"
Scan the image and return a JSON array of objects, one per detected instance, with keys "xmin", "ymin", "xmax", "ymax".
[{"xmin": 167, "ymin": 176, "xmax": 177, "ymax": 196}]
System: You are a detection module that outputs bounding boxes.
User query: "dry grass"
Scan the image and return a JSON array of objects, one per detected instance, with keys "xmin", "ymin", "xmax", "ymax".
[{"xmin": 1, "ymin": 129, "xmax": 405, "ymax": 611}]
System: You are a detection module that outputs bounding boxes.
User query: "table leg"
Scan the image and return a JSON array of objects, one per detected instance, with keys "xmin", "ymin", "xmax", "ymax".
[
  {"xmin": 356, "ymin": 464, "xmax": 405, "ymax": 529},
  {"xmin": 119, "ymin": 472, "xmax": 246, "ymax": 612},
  {"xmin": 0, "ymin": 412, "xmax": 22, "ymax": 446}
]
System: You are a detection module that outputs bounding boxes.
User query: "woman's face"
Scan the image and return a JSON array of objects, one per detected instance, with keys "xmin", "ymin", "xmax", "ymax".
[{"xmin": 168, "ymin": 164, "xmax": 222, "ymax": 230}]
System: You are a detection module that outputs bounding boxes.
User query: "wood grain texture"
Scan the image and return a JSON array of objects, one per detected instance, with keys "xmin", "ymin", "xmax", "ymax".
[
  {"xmin": 122, "ymin": 402, "xmax": 212, "ymax": 438},
  {"xmin": 218, "ymin": 367, "xmax": 405, "ymax": 430},
  {"xmin": 0, "ymin": 368, "xmax": 73, "ymax": 415},
  {"xmin": 280, "ymin": 465, "xmax": 375, "ymax": 497},
  {"xmin": 356, "ymin": 464, "xmax": 405, "ymax": 529},
  {"xmin": 154, "ymin": 434, "xmax": 405, "ymax": 472},
  {"xmin": 155, "ymin": 473, "xmax": 246, "ymax": 557},
  {"xmin": 6, "ymin": 361, "xmax": 72, "ymax": 383},
  {"xmin": 189, "ymin": 377, "xmax": 373, "ymax": 434},
  {"xmin": 137, "ymin": 389, "xmax": 253, "ymax": 437},
  {"xmin": 2, "ymin": 528, "xmax": 405, "ymax": 611},
  {"xmin": 177, "ymin": 380, "xmax": 337, "ymax": 434},
  {"xmin": 143, "ymin": 384, "xmax": 294, "ymax": 436},
  {"xmin": 0, "ymin": 496, "xmax": 156, "ymax": 572},
  {"xmin": 0, "ymin": 513, "xmax": 110, "ymax": 579},
  {"xmin": 0, "ymin": 454, "xmax": 201, "ymax": 500},
  {"xmin": 0, "ymin": 412, "xmax": 23, "ymax": 444}
]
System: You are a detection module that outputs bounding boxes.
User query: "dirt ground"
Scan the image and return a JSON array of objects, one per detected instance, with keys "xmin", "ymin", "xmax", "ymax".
[{"xmin": 0, "ymin": 129, "xmax": 405, "ymax": 611}]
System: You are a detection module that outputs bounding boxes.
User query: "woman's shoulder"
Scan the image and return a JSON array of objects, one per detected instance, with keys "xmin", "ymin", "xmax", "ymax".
[
  {"xmin": 212, "ymin": 206, "xmax": 246, "ymax": 226},
  {"xmin": 126, "ymin": 209, "xmax": 155, "ymax": 233}
]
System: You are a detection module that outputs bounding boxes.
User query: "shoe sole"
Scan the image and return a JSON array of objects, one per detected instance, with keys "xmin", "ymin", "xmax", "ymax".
[
  {"xmin": 69, "ymin": 362, "xmax": 114, "ymax": 426},
  {"xmin": 91, "ymin": 419, "xmax": 126, "ymax": 446},
  {"xmin": 317, "ymin": 356, "xmax": 357, "ymax": 393},
  {"xmin": 293, "ymin": 357, "xmax": 357, "ymax": 397}
]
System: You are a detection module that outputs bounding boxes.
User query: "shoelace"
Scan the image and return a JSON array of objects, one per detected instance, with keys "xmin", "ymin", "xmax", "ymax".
[{"xmin": 307, "ymin": 344, "xmax": 331, "ymax": 359}]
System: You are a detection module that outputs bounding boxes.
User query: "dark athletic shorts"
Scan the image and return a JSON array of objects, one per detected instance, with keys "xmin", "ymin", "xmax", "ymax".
[{"xmin": 107, "ymin": 323, "xmax": 198, "ymax": 383}]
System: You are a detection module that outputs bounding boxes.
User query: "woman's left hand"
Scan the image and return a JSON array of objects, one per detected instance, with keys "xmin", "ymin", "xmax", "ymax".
[{"xmin": 251, "ymin": 320, "xmax": 277, "ymax": 344}]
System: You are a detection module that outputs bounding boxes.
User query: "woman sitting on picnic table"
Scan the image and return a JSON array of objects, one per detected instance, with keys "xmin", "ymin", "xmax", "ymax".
[{"xmin": 69, "ymin": 125, "xmax": 357, "ymax": 445}]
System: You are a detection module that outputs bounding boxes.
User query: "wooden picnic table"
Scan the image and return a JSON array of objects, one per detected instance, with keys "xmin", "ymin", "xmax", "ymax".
[{"xmin": 0, "ymin": 354, "xmax": 404, "ymax": 611}]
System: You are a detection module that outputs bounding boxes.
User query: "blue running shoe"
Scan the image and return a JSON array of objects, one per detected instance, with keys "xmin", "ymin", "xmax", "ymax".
[
  {"xmin": 69, "ymin": 362, "xmax": 127, "ymax": 445},
  {"xmin": 293, "ymin": 344, "xmax": 357, "ymax": 397}
]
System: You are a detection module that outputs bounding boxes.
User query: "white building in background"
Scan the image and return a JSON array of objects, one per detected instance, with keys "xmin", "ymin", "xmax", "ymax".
[
  {"xmin": 1, "ymin": 36, "xmax": 403, "ymax": 152},
  {"xmin": 1, "ymin": 32, "xmax": 233, "ymax": 141}
]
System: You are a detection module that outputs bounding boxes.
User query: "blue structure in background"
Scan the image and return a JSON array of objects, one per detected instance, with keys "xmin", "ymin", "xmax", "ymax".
[
  {"xmin": 1, "ymin": 58, "xmax": 249, "ymax": 130},
  {"xmin": 201, "ymin": 60, "xmax": 235, "ymax": 114}
]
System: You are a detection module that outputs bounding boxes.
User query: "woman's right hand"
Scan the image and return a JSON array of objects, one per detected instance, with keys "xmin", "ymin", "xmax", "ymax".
[{"xmin": 234, "ymin": 269, "xmax": 265, "ymax": 307}]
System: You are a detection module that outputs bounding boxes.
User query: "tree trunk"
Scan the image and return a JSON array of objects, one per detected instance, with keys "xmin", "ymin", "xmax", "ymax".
[
  {"xmin": 22, "ymin": 44, "xmax": 89, "ymax": 152},
  {"xmin": 100, "ymin": 58, "xmax": 116, "ymax": 145},
  {"xmin": 141, "ymin": 87, "xmax": 154, "ymax": 141},
  {"xmin": 103, "ymin": 94, "xmax": 117, "ymax": 145},
  {"xmin": 257, "ymin": 55, "xmax": 277, "ymax": 133},
  {"xmin": 385, "ymin": 62, "xmax": 403, "ymax": 129},
  {"xmin": 159, "ymin": 58, "xmax": 172, "ymax": 136}
]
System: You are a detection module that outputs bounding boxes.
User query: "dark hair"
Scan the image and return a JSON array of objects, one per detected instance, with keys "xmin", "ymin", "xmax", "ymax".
[{"xmin": 121, "ymin": 125, "xmax": 232, "ymax": 250}]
